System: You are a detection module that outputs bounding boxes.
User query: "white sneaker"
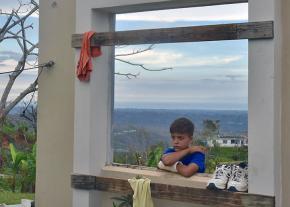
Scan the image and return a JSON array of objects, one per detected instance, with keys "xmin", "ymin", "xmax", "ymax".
[
  {"xmin": 227, "ymin": 163, "xmax": 248, "ymax": 192},
  {"xmin": 207, "ymin": 164, "xmax": 232, "ymax": 190}
]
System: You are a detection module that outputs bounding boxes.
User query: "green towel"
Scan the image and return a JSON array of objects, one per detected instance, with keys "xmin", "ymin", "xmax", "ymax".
[{"xmin": 128, "ymin": 177, "xmax": 154, "ymax": 207}]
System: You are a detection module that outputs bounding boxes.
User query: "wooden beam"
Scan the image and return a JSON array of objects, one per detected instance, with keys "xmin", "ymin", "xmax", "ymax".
[
  {"xmin": 102, "ymin": 0, "xmax": 248, "ymax": 14},
  {"xmin": 72, "ymin": 21, "xmax": 273, "ymax": 48},
  {"xmin": 71, "ymin": 174, "xmax": 275, "ymax": 207}
]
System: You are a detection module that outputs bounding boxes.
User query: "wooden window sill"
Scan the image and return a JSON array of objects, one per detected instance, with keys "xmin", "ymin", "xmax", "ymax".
[
  {"xmin": 101, "ymin": 165, "xmax": 211, "ymax": 189},
  {"xmin": 71, "ymin": 166, "xmax": 274, "ymax": 207}
]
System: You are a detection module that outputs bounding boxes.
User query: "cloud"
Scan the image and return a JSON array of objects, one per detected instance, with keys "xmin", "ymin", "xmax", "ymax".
[
  {"xmin": 0, "ymin": 51, "xmax": 21, "ymax": 62},
  {"xmin": 0, "ymin": 59, "xmax": 18, "ymax": 72},
  {"xmin": 0, "ymin": 68, "xmax": 36, "ymax": 103},
  {"xmin": 0, "ymin": 0, "xmax": 39, "ymax": 17},
  {"xmin": 0, "ymin": 57, "xmax": 38, "ymax": 77},
  {"xmin": 0, "ymin": 51, "xmax": 37, "ymax": 62},
  {"xmin": 225, "ymin": 74, "xmax": 245, "ymax": 80},
  {"xmin": 114, "ymin": 78, "xmax": 247, "ymax": 109},
  {"xmin": 116, "ymin": 49, "xmax": 243, "ymax": 68},
  {"xmin": 117, "ymin": 3, "xmax": 248, "ymax": 22}
]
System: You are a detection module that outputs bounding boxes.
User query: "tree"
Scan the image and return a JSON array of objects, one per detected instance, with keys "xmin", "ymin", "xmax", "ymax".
[
  {"xmin": 0, "ymin": 0, "xmax": 41, "ymax": 123},
  {"xmin": 8, "ymin": 143, "xmax": 27, "ymax": 192},
  {"xmin": 0, "ymin": 1, "xmax": 171, "ymax": 125},
  {"xmin": 201, "ymin": 119, "xmax": 220, "ymax": 140},
  {"xmin": 114, "ymin": 44, "xmax": 172, "ymax": 78}
]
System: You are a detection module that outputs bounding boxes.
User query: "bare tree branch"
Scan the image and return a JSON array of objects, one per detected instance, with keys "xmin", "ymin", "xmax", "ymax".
[
  {"xmin": 2, "ymin": 4, "xmax": 38, "ymax": 34},
  {"xmin": 0, "ymin": 11, "xmax": 14, "ymax": 35},
  {"xmin": 114, "ymin": 72, "xmax": 140, "ymax": 79},
  {"xmin": 115, "ymin": 58, "xmax": 173, "ymax": 72},
  {"xmin": 0, "ymin": 1, "xmax": 43, "ymax": 124},
  {"xmin": 115, "ymin": 44, "xmax": 173, "ymax": 73},
  {"xmin": 115, "ymin": 44, "xmax": 154, "ymax": 57},
  {"xmin": 5, "ymin": 31, "xmax": 36, "ymax": 47},
  {"xmin": 0, "ymin": 0, "xmax": 172, "ymax": 123},
  {"xmin": 0, "ymin": 81, "xmax": 38, "ymax": 120},
  {"xmin": 0, "ymin": 43, "xmax": 38, "ymax": 111}
]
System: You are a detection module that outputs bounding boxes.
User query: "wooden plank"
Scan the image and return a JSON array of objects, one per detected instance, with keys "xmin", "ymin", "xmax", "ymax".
[
  {"xmin": 237, "ymin": 21, "xmax": 274, "ymax": 39},
  {"xmin": 102, "ymin": 0, "xmax": 248, "ymax": 14},
  {"xmin": 71, "ymin": 174, "xmax": 275, "ymax": 207},
  {"xmin": 71, "ymin": 174, "xmax": 96, "ymax": 190},
  {"xmin": 71, "ymin": 21, "xmax": 273, "ymax": 48}
]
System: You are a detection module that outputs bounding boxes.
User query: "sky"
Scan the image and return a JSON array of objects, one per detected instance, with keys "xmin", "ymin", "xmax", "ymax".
[
  {"xmin": 114, "ymin": 3, "xmax": 248, "ymax": 110},
  {"xmin": 0, "ymin": 0, "xmax": 39, "ymax": 107},
  {"xmin": 0, "ymin": 1, "xmax": 248, "ymax": 110}
]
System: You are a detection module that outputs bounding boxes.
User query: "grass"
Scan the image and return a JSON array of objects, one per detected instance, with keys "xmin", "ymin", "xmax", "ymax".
[
  {"xmin": 0, "ymin": 191, "xmax": 34, "ymax": 205},
  {"xmin": 210, "ymin": 146, "xmax": 248, "ymax": 161}
]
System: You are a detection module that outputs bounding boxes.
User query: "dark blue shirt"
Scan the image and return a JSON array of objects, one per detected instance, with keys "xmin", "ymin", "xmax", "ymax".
[{"xmin": 163, "ymin": 147, "xmax": 205, "ymax": 173}]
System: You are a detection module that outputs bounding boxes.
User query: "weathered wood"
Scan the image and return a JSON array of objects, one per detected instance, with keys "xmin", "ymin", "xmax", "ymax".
[
  {"xmin": 102, "ymin": 0, "xmax": 248, "ymax": 14},
  {"xmin": 71, "ymin": 174, "xmax": 96, "ymax": 190},
  {"xmin": 72, "ymin": 21, "xmax": 273, "ymax": 48},
  {"xmin": 71, "ymin": 174, "xmax": 275, "ymax": 207}
]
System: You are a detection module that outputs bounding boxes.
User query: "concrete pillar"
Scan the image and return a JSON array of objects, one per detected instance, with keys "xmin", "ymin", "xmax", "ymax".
[
  {"xmin": 281, "ymin": 0, "xmax": 290, "ymax": 206},
  {"xmin": 37, "ymin": 0, "xmax": 75, "ymax": 206},
  {"xmin": 73, "ymin": 5, "xmax": 115, "ymax": 207},
  {"xmin": 248, "ymin": 0, "xmax": 280, "ymax": 197}
]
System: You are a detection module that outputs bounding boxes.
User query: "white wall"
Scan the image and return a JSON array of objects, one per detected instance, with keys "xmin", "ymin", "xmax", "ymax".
[
  {"xmin": 37, "ymin": 0, "xmax": 75, "ymax": 206},
  {"xmin": 73, "ymin": 0, "xmax": 280, "ymax": 206},
  {"xmin": 280, "ymin": 0, "xmax": 290, "ymax": 206},
  {"xmin": 248, "ymin": 0, "xmax": 280, "ymax": 196},
  {"xmin": 73, "ymin": 1, "xmax": 117, "ymax": 204}
]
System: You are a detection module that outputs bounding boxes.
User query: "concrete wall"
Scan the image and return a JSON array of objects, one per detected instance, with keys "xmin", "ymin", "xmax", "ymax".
[
  {"xmin": 37, "ymin": 0, "xmax": 290, "ymax": 206},
  {"xmin": 281, "ymin": 0, "xmax": 290, "ymax": 206},
  {"xmin": 248, "ymin": 0, "xmax": 276, "ymax": 196},
  {"xmin": 73, "ymin": 0, "xmax": 278, "ymax": 206},
  {"xmin": 36, "ymin": 0, "xmax": 75, "ymax": 206}
]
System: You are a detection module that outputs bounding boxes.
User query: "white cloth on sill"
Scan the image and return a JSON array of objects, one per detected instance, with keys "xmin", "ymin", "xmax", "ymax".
[{"xmin": 157, "ymin": 160, "xmax": 181, "ymax": 172}]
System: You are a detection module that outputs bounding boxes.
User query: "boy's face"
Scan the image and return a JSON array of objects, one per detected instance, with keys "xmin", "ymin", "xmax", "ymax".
[{"xmin": 171, "ymin": 133, "xmax": 192, "ymax": 151}]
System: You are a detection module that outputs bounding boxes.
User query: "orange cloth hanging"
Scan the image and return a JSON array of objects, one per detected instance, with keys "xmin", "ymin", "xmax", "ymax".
[{"xmin": 76, "ymin": 31, "xmax": 102, "ymax": 81}]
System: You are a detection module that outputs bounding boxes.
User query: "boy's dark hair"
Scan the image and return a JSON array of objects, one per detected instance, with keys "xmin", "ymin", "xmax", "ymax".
[{"xmin": 170, "ymin": 117, "xmax": 194, "ymax": 136}]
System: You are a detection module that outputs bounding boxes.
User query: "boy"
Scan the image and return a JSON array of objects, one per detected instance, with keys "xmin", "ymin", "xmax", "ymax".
[{"xmin": 158, "ymin": 117, "xmax": 206, "ymax": 177}]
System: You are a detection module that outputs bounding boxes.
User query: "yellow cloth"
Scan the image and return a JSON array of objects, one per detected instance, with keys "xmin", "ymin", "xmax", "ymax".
[{"xmin": 128, "ymin": 177, "xmax": 154, "ymax": 207}]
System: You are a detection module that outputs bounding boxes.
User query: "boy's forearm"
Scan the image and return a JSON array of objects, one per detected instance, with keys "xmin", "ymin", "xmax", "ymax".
[
  {"xmin": 176, "ymin": 163, "xmax": 199, "ymax": 177},
  {"xmin": 161, "ymin": 148, "xmax": 190, "ymax": 166}
]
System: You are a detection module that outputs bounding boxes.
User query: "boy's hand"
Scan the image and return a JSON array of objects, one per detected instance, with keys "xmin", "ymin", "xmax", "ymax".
[{"xmin": 189, "ymin": 146, "xmax": 207, "ymax": 154}]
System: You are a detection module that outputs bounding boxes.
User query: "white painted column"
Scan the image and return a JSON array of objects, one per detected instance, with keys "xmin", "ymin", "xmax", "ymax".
[
  {"xmin": 248, "ymin": 0, "xmax": 280, "ymax": 196},
  {"xmin": 73, "ymin": 4, "xmax": 115, "ymax": 207}
]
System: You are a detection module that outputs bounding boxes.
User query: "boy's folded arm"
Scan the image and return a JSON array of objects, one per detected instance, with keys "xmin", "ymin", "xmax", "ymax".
[
  {"xmin": 161, "ymin": 148, "xmax": 190, "ymax": 166},
  {"xmin": 176, "ymin": 163, "xmax": 199, "ymax": 177}
]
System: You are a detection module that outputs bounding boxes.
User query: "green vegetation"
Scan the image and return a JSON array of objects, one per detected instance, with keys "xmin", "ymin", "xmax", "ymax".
[
  {"xmin": 0, "ymin": 120, "xmax": 36, "ymax": 194},
  {"xmin": 0, "ymin": 191, "xmax": 34, "ymax": 205},
  {"xmin": 113, "ymin": 144, "xmax": 248, "ymax": 173},
  {"xmin": 205, "ymin": 145, "xmax": 248, "ymax": 173},
  {"xmin": 112, "ymin": 194, "xmax": 133, "ymax": 207},
  {"xmin": 146, "ymin": 145, "xmax": 163, "ymax": 167},
  {"xmin": 113, "ymin": 118, "xmax": 248, "ymax": 173}
]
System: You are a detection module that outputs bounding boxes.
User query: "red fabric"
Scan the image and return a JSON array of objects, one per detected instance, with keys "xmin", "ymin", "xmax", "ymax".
[{"xmin": 76, "ymin": 31, "xmax": 102, "ymax": 81}]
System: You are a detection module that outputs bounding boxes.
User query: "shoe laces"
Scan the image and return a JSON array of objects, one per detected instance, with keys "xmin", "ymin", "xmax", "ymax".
[
  {"xmin": 214, "ymin": 165, "xmax": 231, "ymax": 179},
  {"xmin": 231, "ymin": 165, "xmax": 248, "ymax": 182}
]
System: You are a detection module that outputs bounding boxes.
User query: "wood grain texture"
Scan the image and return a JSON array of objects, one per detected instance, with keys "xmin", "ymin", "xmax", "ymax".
[
  {"xmin": 102, "ymin": 0, "xmax": 248, "ymax": 14},
  {"xmin": 71, "ymin": 174, "xmax": 275, "ymax": 207},
  {"xmin": 72, "ymin": 21, "xmax": 273, "ymax": 48}
]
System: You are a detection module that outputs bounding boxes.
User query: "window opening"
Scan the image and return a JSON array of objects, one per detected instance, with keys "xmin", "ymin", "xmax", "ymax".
[{"xmin": 112, "ymin": 4, "xmax": 248, "ymax": 174}]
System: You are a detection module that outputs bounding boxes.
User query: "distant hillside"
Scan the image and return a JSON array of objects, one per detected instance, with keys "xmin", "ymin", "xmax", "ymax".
[
  {"xmin": 112, "ymin": 108, "xmax": 248, "ymax": 151},
  {"xmin": 113, "ymin": 108, "xmax": 247, "ymax": 133}
]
